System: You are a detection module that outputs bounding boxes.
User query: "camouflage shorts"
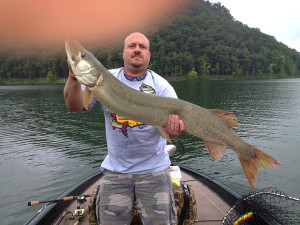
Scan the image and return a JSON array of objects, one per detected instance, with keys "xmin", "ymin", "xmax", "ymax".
[{"xmin": 97, "ymin": 169, "xmax": 177, "ymax": 225}]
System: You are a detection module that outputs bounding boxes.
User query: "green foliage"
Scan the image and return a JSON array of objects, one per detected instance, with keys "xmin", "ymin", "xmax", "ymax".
[
  {"xmin": 199, "ymin": 55, "xmax": 210, "ymax": 76},
  {"xmin": 46, "ymin": 71, "xmax": 56, "ymax": 82},
  {"xmin": 187, "ymin": 67, "xmax": 198, "ymax": 80},
  {"xmin": 0, "ymin": 0, "xmax": 299, "ymax": 80},
  {"xmin": 269, "ymin": 63, "xmax": 276, "ymax": 74}
]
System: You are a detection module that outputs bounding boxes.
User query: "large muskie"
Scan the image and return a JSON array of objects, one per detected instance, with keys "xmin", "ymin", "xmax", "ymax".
[{"xmin": 65, "ymin": 40, "xmax": 281, "ymax": 189}]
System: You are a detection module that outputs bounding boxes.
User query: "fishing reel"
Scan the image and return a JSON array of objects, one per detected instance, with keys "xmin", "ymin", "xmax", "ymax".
[
  {"xmin": 28, "ymin": 194, "xmax": 91, "ymax": 224},
  {"xmin": 71, "ymin": 195, "xmax": 89, "ymax": 220},
  {"xmin": 76, "ymin": 195, "xmax": 88, "ymax": 204}
]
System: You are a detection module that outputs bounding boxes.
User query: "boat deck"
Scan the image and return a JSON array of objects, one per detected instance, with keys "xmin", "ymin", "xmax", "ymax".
[
  {"xmin": 182, "ymin": 172, "xmax": 230, "ymax": 224},
  {"xmin": 54, "ymin": 172, "xmax": 230, "ymax": 225}
]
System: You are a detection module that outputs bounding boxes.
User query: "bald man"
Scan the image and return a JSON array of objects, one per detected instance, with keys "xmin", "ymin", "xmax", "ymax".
[{"xmin": 64, "ymin": 32, "xmax": 185, "ymax": 224}]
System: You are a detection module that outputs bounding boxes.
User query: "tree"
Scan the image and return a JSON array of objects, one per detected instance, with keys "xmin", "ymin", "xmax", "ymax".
[
  {"xmin": 23, "ymin": 61, "xmax": 35, "ymax": 79},
  {"xmin": 187, "ymin": 67, "xmax": 198, "ymax": 80},
  {"xmin": 1, "ymin": 0, "xmax": 300, "ymax": 79},
  {"xmin": 199, "ymin": 55, "xmax": 210, "ymax": 76},
  {"xmin": 269, "ymin": 63, "xmax": 276, "ymax": 75},
  {"xmin": 46, "ymin": 71, "xmax": 56, "ymax": 82}
]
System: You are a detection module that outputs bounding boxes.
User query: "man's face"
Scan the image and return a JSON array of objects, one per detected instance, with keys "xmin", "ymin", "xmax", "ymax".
[{"xmin": 123, "ymin": 33, "xmax": 151, "ymax": 74}]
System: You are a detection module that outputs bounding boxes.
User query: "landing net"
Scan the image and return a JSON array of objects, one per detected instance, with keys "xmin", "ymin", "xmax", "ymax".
[{"xmin": 222, "ymin": 187, "xmax": 300, "ymax": 225}]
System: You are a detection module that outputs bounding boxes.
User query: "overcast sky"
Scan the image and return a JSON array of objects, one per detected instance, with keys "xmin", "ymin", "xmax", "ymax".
[{"xmin": 208, "ymin": 0, "xmax": 300, "ymax": 52}]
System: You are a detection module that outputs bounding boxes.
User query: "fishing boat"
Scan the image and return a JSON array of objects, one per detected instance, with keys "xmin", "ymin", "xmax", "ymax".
[
  {"xmin": 25, "ymin": 164, "xmax": 242, "ymax": 225},
  {"xmin": 27, "ymin": 143, "xmax": 295, "ymax": 225}
]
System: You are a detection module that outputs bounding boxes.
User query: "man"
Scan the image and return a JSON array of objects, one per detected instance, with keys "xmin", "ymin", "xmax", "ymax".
[{"xmin": 64, "ymin": 32, "xmax": 185, "ymax": 224}]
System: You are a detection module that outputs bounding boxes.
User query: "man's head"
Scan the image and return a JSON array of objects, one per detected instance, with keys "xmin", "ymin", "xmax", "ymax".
[{"xmin": 123, "ymin": 32, "xmax": 151, "ymax": 76}]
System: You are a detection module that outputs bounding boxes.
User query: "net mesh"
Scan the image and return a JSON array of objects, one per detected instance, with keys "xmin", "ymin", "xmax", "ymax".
[{"xmin": 222, "ymin": 187, "xmax": 300, "ymax": 225}]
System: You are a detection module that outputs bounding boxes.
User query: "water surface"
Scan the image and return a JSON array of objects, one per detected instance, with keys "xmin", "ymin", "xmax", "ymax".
[{"xmin": 0, "ymin": 79, "xmax": 299, "ymax": 225}]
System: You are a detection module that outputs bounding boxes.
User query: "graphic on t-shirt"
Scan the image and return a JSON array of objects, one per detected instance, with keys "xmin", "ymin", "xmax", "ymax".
[
  {"xmin": 109, "ymin": 83, "xmax": 156, "ymax": 136},
  {"xmin": 139, "ymin": 83, "xmax": 156, "ymax": 94}
]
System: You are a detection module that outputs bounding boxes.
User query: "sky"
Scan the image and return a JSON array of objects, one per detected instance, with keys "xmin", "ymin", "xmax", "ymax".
[{"xmin": 209, "ymin": 0, "xmax": 300, "ymax": 52}]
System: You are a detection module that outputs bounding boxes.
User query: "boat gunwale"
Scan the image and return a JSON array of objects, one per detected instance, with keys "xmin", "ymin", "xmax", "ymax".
[{"xmin": 24, "ymin": 170, "xmax": 104, "ymax": 225}]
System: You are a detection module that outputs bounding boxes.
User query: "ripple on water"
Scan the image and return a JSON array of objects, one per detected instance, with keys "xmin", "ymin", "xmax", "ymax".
[{"xmin": 1, "ymin": 81, "xmax": 300, "ymax": 224}]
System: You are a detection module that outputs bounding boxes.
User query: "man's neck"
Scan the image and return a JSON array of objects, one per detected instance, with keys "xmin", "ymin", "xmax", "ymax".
[{"xmin": 124, "ymin": 67, "xmax": 147, "ymax": 77}]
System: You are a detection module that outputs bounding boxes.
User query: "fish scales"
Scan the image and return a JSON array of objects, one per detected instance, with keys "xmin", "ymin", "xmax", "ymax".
[{"xmin": 65, "ymin": 40, "xmax": 281, "ymax": 189}]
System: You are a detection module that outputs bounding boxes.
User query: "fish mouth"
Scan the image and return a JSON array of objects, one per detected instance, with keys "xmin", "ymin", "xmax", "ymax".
[
  {"xmin": 65, "ymin": 40, "xmax": 77, "ymax": 61},
  {"xmin": 65, "ymin": 39, "xmax": 86, "ymax": 63},
  {"xmin": 65, "ymin": 39, "xmax": 84, "ymax": 52}
]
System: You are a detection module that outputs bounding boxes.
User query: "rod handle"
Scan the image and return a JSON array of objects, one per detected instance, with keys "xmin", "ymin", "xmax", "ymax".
[
  {"xmin": 28, "ymin": 201, "xmax": 39, "ymax": 206},
  {"xmin": 63, "ymin": 196, "xmax": 74, "ymax": 201}
]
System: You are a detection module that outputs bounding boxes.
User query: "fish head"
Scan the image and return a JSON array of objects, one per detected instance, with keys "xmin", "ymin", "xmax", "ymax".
[{"xmin": 65, "ymin": 39, "xmax": 100, "ymax": 87}]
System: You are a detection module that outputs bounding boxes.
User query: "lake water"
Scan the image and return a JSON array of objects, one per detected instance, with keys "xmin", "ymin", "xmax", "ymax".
[{"xmin": 0, "ymin": 79, "xmax": 299, "ymax": 225}]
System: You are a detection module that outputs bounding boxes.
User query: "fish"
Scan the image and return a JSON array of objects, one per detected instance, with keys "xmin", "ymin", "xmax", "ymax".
[{"xmin": 65, "ymin": 39, "xmax": 281, "ymax": 189}]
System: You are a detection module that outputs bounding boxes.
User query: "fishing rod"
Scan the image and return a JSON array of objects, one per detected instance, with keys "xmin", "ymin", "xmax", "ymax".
[{"xmin": 28, "ymin": 195, "xmax": 90, "ymax": 206}]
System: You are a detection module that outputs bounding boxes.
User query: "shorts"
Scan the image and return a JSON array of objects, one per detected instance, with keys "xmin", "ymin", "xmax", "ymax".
[{"xmin": 97, "ymin": 168, "xmax": 177, "ymax": 225}]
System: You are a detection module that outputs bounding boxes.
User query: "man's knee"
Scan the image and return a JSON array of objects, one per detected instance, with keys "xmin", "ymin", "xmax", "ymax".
[
  {"xmin": 135, "ymin": 169, "xmax": 177, "ymax": 224},
  {"xmin": 97, "ymin": 171, "xmax": 135, "ymax": 224}
]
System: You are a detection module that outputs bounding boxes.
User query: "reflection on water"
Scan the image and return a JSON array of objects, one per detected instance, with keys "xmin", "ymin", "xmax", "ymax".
[{"xmin": 0, "ymin": 79, "xmax": 300, "ymax": 224}]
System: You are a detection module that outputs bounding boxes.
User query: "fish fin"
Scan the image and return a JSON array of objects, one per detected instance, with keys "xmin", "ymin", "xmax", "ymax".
[
  {"xmin": 83, "ymin": 88, "xmax": 93, "ymax": 111},
  {"xmin": 203, "ymin": 140, "xmax": 226, "ymax": 161},
  {"xmin": 239, "ymin": 147, "xmax": 281, "ymax": 189},
  {"xmin": 158, "ymin": 127, "xmax": 172, "ymax": 143},
  {"xmin": 209, "ymin": 109, "xmax": 239, "ymax": 128}
]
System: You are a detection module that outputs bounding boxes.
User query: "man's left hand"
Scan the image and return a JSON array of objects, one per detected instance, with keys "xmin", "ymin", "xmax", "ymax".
[{"xmin": 164, "ymin": 115, "xmax": 186, "ymax": 139}]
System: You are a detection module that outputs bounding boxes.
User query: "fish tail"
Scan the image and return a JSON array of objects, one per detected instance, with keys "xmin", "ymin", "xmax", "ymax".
[{"xmin": 239, "ymin": 147, "xmax": 281, "ymax": 189}]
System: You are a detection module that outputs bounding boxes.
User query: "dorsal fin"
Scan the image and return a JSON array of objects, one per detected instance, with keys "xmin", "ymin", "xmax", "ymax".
[{"xmin": 209, "ymin": 109, "xmax": 239, "ymax": 128}]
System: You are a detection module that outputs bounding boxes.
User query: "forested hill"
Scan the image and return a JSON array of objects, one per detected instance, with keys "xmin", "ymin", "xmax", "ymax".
[
  {"xmin": 147, "ymin": 1, "xmax": 300, "ymax": 77},
  {"xmin": 1, "ymin": 0, "xmax": 300, "ymax": 81}
]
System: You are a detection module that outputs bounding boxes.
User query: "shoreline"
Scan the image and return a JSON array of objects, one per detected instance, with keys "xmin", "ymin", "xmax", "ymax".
[{"xmin": 0, "ymin": 74, "xmax": 299, "ymax": 85}]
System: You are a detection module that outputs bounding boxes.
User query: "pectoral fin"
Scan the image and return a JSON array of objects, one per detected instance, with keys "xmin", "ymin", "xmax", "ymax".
[
  {"xmin": 209, "ymin": 109, "xmax": 239, "ymax": 128},
  {"xmin": 83, "ymin": 88, "xmax": 93, "ymax": 111},
  {"xmin": 158, "ymin": 127, "xmax": 172, "ymax": 143},
  {"xmin": 203, "ymin": 140, "xmax": 226, "ymax": 161}
]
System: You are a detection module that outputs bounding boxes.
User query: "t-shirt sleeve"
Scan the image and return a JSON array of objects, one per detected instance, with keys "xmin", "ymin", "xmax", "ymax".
[
  {"xmin": 161, "ymin": 84, "xmax": 178, "ymax": 99},
  {"xmin": 150, "ymin": 70, "xmax": 178, "ymax": 99}
]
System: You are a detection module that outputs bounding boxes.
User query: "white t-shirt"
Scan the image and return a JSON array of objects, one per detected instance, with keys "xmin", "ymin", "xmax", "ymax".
[{"xmin": 84, "ymin": 67, "xmax": 177, "ymax": 174}]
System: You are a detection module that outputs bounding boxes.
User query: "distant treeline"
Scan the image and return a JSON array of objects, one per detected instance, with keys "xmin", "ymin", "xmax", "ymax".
[{"xmin": 1, "ymin": 0, "xmax": 299, "ymax": 81}]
